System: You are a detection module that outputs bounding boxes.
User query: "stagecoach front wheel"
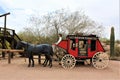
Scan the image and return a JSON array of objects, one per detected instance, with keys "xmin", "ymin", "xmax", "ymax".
[
  {"xmin": 92, "ymin": 52, "xmax": 109, "ymax": 69},
  {"xmin": 61, "ymin": 54, "xmax": 76, "ymax": 69}
]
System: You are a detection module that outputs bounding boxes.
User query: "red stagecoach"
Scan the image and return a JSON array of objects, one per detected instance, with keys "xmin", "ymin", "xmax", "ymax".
[{"xmin": 55, "ymin": 34, "xmax": 109, "ymax": 69}]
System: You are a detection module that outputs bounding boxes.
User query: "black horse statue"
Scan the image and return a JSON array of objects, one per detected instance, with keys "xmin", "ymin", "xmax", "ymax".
[{"xmin": 16, "ymin": 41, "xmax": 53, "ymax": 68}]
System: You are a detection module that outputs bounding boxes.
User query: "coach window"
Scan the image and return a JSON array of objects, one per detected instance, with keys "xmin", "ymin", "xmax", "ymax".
[
  {"xmin": 70, "ymin": 39, "xmax": 76, "ymax": 50},
  {"xmin": 91, "ymin": 40, "xmax": 96, "ymax": 51},
  {"xmin": 79, "ymin": 40, "xmax": 87, "ymax": 50}
]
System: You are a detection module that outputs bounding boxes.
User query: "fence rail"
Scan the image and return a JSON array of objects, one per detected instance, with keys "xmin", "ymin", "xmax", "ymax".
[
  {"xmin": 0, "ymin": 49, "xmax": 24, "ymax": 52},
  {"xmin": 0, "ymin": 49, "xmax": 24, "ymax": 64}
]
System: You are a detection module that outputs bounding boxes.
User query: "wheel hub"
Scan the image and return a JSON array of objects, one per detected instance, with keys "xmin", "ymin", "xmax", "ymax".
[{"xmin": 99, "ymin": 59, "xmax": 102, "ymax": 62}]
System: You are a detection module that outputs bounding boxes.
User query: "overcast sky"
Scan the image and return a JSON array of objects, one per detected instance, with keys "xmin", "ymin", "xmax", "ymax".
[{"xmin": 0, "ymin": 0, "xmax": 119, "ymax": 40}]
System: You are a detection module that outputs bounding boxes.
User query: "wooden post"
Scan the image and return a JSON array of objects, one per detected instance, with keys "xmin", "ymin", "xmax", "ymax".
[
  {"xmin": 8, "ymin": 52, "xmax": 11, "ymax": 64},
  {"xmin": 0, "ymin": 12, "xmax": 10, "ymax": 58},
  {"xmin": 2, "ymin": 39, "xmax": 5, "ymax": 58}
]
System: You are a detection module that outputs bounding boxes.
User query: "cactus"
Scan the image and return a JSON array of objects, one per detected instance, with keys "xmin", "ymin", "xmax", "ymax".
[{"xmin": 110, "ymin": 27, "xmax": 115, "ymax": 57}]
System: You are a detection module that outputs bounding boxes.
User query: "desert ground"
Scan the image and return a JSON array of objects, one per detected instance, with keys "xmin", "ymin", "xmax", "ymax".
[{"xmin": 0, "ymin": 57, "xmax": 120, "ymax": 80}]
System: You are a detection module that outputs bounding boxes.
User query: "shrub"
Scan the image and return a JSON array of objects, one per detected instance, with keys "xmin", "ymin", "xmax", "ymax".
[{"xmin": 114, "ymin": 46, "xmax": 120, "ymax": 56}]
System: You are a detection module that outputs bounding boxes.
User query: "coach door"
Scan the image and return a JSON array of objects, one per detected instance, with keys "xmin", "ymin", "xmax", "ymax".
[{"xmin": 78, "ymin": 39, "xmax": 88, "ymax": 56}]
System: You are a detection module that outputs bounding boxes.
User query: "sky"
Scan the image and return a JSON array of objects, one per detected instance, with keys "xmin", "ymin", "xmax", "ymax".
[{"xmin": 0, "ymin": 0, "xmax": 119, "ymax": 40}]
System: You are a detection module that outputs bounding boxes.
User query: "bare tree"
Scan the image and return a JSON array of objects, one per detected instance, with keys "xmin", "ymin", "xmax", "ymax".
[
  {"xmin": 42, "ymin": 9, "xmax": 68, "ymax": 39},
  {"xmin": 20, "ymin": 9, "xmax": 104, "ymax": 43},
  {"xmin": 42, "ymin": 9, "xmax": 103, "ymax": 37}
]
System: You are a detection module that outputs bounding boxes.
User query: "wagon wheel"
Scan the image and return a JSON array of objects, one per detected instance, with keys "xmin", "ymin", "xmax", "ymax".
[
  {"xmin": 92, "ymin": 52, "xmax": 109, "ymax": 69},
  {"xmin": 61, "ymin": 54, "xmax": 76, "ymax": 69}
]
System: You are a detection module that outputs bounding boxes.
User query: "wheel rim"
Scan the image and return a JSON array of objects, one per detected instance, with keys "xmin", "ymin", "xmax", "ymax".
[
  {"xmin": 92, "ymin": 52, "xmax": 109, "ymax": 69},
  {"xmin": 61, "ymin": 54, "xmax": 76, "ymax": 69}
]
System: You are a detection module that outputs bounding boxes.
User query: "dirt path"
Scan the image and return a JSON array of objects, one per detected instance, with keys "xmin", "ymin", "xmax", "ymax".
[{"xmin": 0, "ymin": 58, "xmax": 120, "ymax": 80}]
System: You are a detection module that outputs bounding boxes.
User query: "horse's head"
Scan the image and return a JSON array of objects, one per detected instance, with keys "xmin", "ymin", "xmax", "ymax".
[{"xmin": 16, "ymin": 41, "xmax": 28, "ymax": 49}]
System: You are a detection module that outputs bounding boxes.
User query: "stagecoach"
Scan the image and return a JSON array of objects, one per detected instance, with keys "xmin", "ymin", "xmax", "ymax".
[{"xmin": 55, "ymin": 34, "xmax": 109, "ymax": 69}]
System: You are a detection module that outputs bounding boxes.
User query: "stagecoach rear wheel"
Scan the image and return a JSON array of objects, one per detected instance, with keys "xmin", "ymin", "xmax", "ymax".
[
  {"xmin": 61, "ymin": 54, "xmax": 76, "ymax": 69},
  {"xmin": 92, "ymin": 52, "xmax": 109, "ymax": 69}
]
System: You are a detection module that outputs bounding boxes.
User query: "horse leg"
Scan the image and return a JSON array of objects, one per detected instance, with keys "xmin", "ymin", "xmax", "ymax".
[
  {"xmin": 42, "ymin": 59, "xmax": 46, "ymax": 66},
  {"xmin": 38, "ymin": 55, "xmax": 41, "ymax": 64},
  {"xmin": 48, "ymin": 60, "xmax": 50, "ymax": 66},
  {"xmin": 28, "ymin": 54, "xmax": 34, "ymax": 67},
  {"xmin": 28, "ymin": 57, "xmax": 31, "ymax": 67},
  {"xmin": 48, "ymin": 56, "xmax": 51, "ymax": 66},
  {"xmin": 49, "ymin": 56, "xmax": 52, "ymax": 68},
  {"xmin": 43, "ymin": 55, "xmax": 48, "ymax": 67},
  {"xmin": 31, "ymin": 55, "xmax": 34, "ymax": 67},
  {"xmin": 45, "ymin": 58, "xmax": 49, "ymax": 67},
  {"xmin": 47, "ymin": 55, "xmax": 52, "ymax": 68},
  {"xmin": 42, "ymin": 55, "xmax": 47, "ymax": 65},
  {"xmin": 42, "ymin": 55, "xmax": 46, "ymax": 65}
]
